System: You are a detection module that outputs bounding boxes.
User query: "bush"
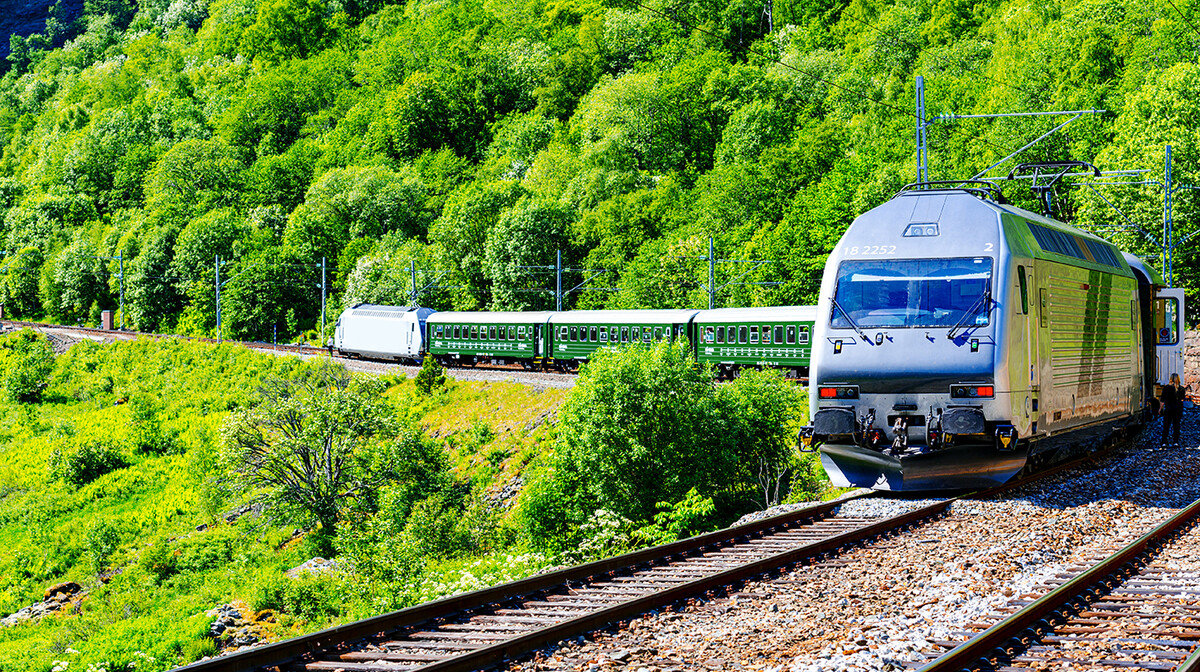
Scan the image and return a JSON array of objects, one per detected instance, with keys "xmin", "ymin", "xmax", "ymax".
[
  {"xmin": 84, "ymin": 519, "xmax": 123, "ymax": 574},
  {"xmin": 49, "ymin": 441, "xmax": 130, "ymax": 486},
  {"xmin": 519, "ymin": 340, "xmax": 731, "ymax": 552},
  {"xmin": 0, "ymin": 329, "xmax": 55, "ymax": 403},
  {"xmin": 414, "ymin": 356, "xmax": 446, "ymax": 395}
]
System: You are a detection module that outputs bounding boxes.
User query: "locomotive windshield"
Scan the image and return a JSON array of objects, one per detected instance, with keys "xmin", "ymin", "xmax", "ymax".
[{"xmin": 832, "ymin": 257, "xmax": 993, "ymax": 329}]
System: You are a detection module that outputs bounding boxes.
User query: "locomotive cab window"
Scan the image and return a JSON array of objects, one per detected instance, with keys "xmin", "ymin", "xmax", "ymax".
[
  {"xmin": 786, "ymin": 325, "xmax": 796, "ymax": 344},
  {"xmin": 832, "ymin": 257, "xmax": 994, "ymax": 329}
]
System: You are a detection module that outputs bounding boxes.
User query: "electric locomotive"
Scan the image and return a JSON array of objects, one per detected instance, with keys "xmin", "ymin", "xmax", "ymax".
[{"xmin": 800, "ymin": 179, "xmax": 1185, "ymax": 491}]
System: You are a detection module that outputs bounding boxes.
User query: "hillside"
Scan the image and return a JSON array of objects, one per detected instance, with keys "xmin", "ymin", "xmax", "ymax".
[{"xmin": 0, "ymin": 0, "xmax": 1196, "ymax": 340}]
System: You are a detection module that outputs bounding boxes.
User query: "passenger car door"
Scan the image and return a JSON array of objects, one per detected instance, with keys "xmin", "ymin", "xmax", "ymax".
[{"xmin": 1155, "ymin": 288, "xmax": 1186, "ymax": 385}]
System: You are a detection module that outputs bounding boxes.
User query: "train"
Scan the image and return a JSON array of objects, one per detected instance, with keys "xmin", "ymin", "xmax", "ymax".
[
  {"xmin": 798, "ymin": 178, "xmax": 1186, "ymax": 491},
  {"xmin": 333, "ymin": 173, "xmax": 1186, "ymax": 492},
  {"xmin": 333, "ymin": 304, "xmax": 817, "ymax": 379}
]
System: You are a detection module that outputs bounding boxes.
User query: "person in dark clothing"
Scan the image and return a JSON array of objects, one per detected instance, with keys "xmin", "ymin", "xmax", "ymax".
[{"xmin": 1161, "ymin": 373, "xmax": 1187, "ymax": 447}]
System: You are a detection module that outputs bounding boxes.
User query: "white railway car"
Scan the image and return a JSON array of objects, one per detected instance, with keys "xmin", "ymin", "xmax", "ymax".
[{"xmin": 333, "ymin": 304, "xmax": 435, "ymax": 363}]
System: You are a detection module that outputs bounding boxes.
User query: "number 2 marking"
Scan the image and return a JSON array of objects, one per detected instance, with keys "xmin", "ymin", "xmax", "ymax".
[{"xmin": 984, "ymin": 243, "xmax": 994, "ymax": 252}]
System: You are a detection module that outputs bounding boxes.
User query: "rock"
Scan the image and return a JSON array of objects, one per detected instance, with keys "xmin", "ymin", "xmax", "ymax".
[
  {"xmin": 610, "ymin": 650, "xmax": 631, "ymax": 662},
  {"xmin": 43, "ymin": 582, "xmax": 82, "ymax": 601},
  {"xmin": 285, "ymin": 556, "xmax": 339, "ymax": 579}
]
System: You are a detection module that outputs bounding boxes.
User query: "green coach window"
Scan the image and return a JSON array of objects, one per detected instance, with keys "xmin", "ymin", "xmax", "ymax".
[
  {"xmin": 642, "ymin": 327, "xmax": 651, "ymax": 343},
  {"xmin": 488, "ymin": 326, "xmax": 496, "ymax": 339},
  {"xmin": 799, "ymin": 326, "xmax": 810, "ymax": 344},
  {"xmin": 774, "ymin": 325, "xmax": 785, "ymax": 343},
  {"xmin": 786, "ymin": 325, "xmax": 796, "ymax": 344},
  {"xmin": 749, "ymin": 326, "xmax": 760, "ymax": 344},
  {"xmin": 704, "ymin": 326, "xmax": 714, "ymax": 343},
  {"xmin": 738, "ymin": 326, "xmax": 748, "ymax": 343},
  {"xmin": 590, "ymin": 327, "xmax": 598, "ymax": 341}
]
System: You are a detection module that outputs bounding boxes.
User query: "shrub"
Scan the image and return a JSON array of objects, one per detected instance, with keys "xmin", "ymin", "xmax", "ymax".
[
  {"xmin": 414, "ymin": 356, "xmax": 446, "ymax": 395},
  {"xmin": 49, "ymin": 441, "xmax": 130, "ymax": 486},
  {"xmin": 0, "ymin": 329, "xmax": 55, "ymax": 403},
  {"xmin": 84, "ymin": 519, "xmax": 123, "ymax": 574},
  {"xmin": 139, "ymin": 536, "xmax": 177, "ymax": 582},
  {"xmin": 632, "ymin": 488, "xmax": 717, "ymax": 546}
]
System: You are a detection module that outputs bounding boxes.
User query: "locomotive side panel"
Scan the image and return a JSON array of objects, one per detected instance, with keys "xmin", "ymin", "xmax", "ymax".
[{"xmin": 1036, "ymin": 261, "xmax": 1139, "ymax": 434}]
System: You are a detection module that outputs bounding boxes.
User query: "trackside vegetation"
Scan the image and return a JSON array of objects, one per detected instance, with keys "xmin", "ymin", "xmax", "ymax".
[
  {"xmin": 0, "ymin": 0, "xmax": 1196, "ymax": 341},
  {"xmin": 0, "ymin": 334, "xmax": 823, "ymax": 672}
]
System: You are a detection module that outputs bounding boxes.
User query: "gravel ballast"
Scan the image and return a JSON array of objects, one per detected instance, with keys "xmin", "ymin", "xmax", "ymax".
[{"xmin": 509, "ymin": 413, "xmax": 1200, "ymax": 672}]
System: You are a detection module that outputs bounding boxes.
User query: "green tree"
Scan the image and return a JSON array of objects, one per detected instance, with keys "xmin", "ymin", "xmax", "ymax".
[
  {"xmin": 220, "ymin": 362, "xmax": 402, "ymax": 538},
  {"xmin": 0, "ymin": 329, "xmax": 55, "ymax": 403},
  {"xmin": 284, "ymin": 165, "xmax": 430, "ymax": 264},
  {"xmin": 240, "ymin": 0, "xmax": 330, "ymax": 64},
  {"xmin": 520, "ymin": 340, "xmax": 731, "ymax": 550},
  {"xmin": 483, "ymin": 199, "xmax": 573, "ymax": 310}
]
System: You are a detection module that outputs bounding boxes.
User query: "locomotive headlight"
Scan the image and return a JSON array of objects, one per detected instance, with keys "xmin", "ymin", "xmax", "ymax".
[
  {"xmin": 951, "ymin": 385, "xmax": 994, "ymax": 398},
  {"xmin": 818, "ymin": 386, "xmax": 859, "ymax": 400}
]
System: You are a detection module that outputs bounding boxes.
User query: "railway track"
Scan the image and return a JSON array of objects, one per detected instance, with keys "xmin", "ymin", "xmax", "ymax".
[
  {"xmin": 173, "ymin": 492, "xmax": 951, "ymax": 672},
  {"xmin": 167, "ymin": 440, "xmax": 1139, "ymax": 672},
  {"xmin": 0, "ymin": 319, "xmax": 582, "ymax": 380},
  {"xmin": 917, "ymin": 496, "xmax": 1200, "ymax": 672}
]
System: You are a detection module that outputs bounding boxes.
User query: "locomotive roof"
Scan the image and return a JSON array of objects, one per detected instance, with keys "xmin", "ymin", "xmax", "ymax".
[
  {"xmin": 693, "ymin": 306, "xmax": 817, "ymax": 322},
  {"xmin": 547, "ymin": 309, "xmax": 700, "ymax": 324},
  {"xmin": 889, "ymin": 189, "xmax": 1135, "ymax": 276},
  {"xmin": 427, "ymin": 311, "xmax": 554, "ymax": 324},
  {"xmin": 343, "ymin": 304, "xmax": 433, "ymax": 319}
]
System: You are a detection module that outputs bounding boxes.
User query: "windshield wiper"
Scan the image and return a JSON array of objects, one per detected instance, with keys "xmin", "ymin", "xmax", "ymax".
[
  {"xmin": 830, "ymin": 296, "xmax": 871, "ymax": 343},
  {"xmin": 946, "ymin": 289, "xmax": 992, "ymax": 340}
]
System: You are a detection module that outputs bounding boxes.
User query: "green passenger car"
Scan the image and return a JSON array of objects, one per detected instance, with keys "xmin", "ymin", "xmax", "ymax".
[
  {"xmin": 691, "ymin": 306, "xmax": 816, "ymax": 378},
  {"xmin": 426, "ymin": 311, "xmax": 553, "ymax": 368},
  {"xmin": 545, "ymin": 310, "xmax": 700, "ymax": 369}
]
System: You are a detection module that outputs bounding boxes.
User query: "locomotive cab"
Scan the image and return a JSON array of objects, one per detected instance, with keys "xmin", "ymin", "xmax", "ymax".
[{"xmin": 803, "ymin": 183, "xmax": 1144, "ymax": 491}]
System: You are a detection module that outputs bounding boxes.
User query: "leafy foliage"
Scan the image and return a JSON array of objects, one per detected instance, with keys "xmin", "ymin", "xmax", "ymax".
[
  {"xmin": 220, "ymin": 362, "xmax": 400, "ymax": 537},
  {"xmin": 0, "ymin": 328, "xmax": 55, "ymax": 402},
  {"xmin": 0, "ymin": 0, "xmax": 1191, "ymax": 336}
]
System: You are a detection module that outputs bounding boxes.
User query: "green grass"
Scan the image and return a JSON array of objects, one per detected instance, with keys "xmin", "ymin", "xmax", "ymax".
[{"xmin": 0, "ymin": 338, "xmax": 566, "ymax": 672}]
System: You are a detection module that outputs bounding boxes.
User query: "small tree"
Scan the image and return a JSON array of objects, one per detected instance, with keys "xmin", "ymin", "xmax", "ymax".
[
  {"xmin": 414, "ymin": 356, "xmax": 446, "ymax": 395},
  {"xmin": 0, "ymin": 329, "xmax": 55, "ymax": 403},
  {"xmin": 220, "ymin": 361, "xmax": 401, "ymax": 539}
]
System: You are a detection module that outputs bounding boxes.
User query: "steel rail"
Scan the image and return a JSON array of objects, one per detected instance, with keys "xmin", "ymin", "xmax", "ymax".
[
  {"xmin": 917, "ymin": 495, "xmax": 1200, "ymax": 672},
  {"xmin": 170, "ymin": 439, "xmax": 1133, "ymax": 672},
  {"xmin": 170, "ymin": 492, "xmax": 887, "ymax": 672}
]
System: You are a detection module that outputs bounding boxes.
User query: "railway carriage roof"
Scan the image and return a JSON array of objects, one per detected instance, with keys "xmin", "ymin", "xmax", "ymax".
[
  {"xmin": 693, "ymin": 306, "xmax": 817, "ymax": 322},
  {"xmin": 428, "ymin": 311, "xmax": 554, "ymax": 324},
  {"xmin": 547, "ymin": 310, "xmax": 700, "ymax": 325}
]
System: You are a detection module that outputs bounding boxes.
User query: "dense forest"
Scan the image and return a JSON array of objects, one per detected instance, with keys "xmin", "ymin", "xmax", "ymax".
[{"xmin": 0, "ymin": 0, "xmax": 1197, "ymax": 340}]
